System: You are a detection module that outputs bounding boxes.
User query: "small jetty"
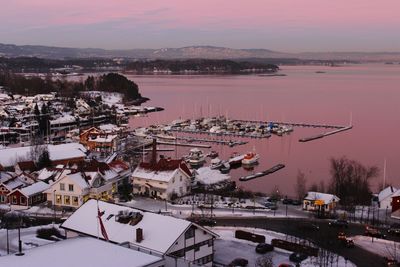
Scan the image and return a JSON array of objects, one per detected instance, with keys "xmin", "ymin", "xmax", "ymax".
[
  {"xmin": 239, "ymin": 164, "xmax": 285, "ymax": 181},
  {"xmin": 157, "ymin": 140, "xmax": 211, "ymax": 148},
  {"xmin": 299, "ymin": 126, "xmax": 353, "ymax": 142}
]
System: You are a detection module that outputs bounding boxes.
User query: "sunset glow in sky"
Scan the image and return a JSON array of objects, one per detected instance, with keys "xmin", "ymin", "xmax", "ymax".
[{"xmin": 1, "ymin": 0, "xmax": 399, "ymax": 51}]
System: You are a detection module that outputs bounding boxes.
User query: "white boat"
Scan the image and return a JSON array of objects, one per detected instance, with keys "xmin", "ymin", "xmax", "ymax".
[
  {"xmin": 241, "ymin": 152, "xmax": 260, "ymax": 165},
  {"xmin": 188, "ymin": 148, "xmax": 205, "ymax": 166},
  {"xmin": 228, "ymin": 153, "xmax": 245, "ymax": 166},
  {"xmin": 210, "ymin": 157, "xmax": 223, "ymax": 169},
  {"xmin": 220, "ymin": 162, "xmax": 231, "ymax": 174}
]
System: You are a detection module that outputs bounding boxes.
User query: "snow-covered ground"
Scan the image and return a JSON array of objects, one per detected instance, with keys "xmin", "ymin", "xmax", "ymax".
[
  {"xmin": 353, "ymin": 235, "xmax": 400, "ymax": 259},
  {"xmin": 213, "ymin": 227, "xmax": 356, "ymax": 267},
  {"xmin": 195, "ymin": 167, "xmax": 230, "ymax": 184},
  {"xmin": 0, "ymin": 224, "xmax": 61, "ymax": 256},
  {"xmin": 121, "ymin": 197, "xmax": 307, "ymax": 219}
]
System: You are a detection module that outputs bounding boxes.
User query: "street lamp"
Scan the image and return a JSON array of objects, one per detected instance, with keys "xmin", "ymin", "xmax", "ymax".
[
  {"xmin": 53, "ymin": 190, "xmax": 57, "ymax": 224},
  {"xmin": 3, "ymin": 211, "xmax": 25, "ymax": 256}
]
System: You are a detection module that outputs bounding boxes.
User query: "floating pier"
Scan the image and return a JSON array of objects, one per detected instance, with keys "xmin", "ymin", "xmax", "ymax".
[
  {"xmin": 157, "ymin": 140, "xmax": 211, "ymax": 148},
  {"xmin": 239, "ymin": 164, "xmax": 285, "ymax": 181},
  {"xmin": 299, "ymin": 126, "xmax": 353, "ymax": 142}
]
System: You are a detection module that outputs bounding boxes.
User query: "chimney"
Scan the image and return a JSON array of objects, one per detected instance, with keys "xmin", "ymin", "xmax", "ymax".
[
  {"xmin": 136, "ymin": 228, "xmax": 143, "ymax": 243},
  {"xmin": 151, "ymin": 138, "xmax": 157, "ymax": 166}
]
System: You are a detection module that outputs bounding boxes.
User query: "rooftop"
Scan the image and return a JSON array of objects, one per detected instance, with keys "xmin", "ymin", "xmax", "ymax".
[
  {"xmin": 0, "ymin": 237, "xmax": 163, "ymax": 267},
  {"xmin": 61, "ymin": 199, "xmax": 196, "ymax": 254}
]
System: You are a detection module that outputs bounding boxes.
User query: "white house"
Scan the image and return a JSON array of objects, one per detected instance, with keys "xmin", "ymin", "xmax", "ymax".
[
  {"xmin": 132, "ymin": 158, "xmax": 192, "ymax": 200},
  {"xmin": 377, "ymin": 186, "xmax": 398, "ymax": 209},
  {"xmin": 61, "ymin": 199, "xmax": 217, "ymax": 266},
  {"xmin": 303, "ymin": 191, "xmax": 340, "ymax": 212}
]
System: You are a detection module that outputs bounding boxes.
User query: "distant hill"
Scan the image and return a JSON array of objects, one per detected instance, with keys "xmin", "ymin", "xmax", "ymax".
[{"xmin": 1, "ymin": 43, "xmax": 400, "ymax": 62}]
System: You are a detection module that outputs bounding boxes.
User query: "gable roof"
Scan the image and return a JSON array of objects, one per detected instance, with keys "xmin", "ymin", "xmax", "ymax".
[
  {"xmin": 0, "ymin": 237, "xmax": 163, "ymax": 267},
  {"xmin": 16, "ymin": 161, "xmax": 36, "ymax": 172},
  {"xmin": 10, "ymin": 181, "xmax": 49, "ymax": 197},
  {"xmin": 0, "ymin": 143, "xmax": 87, "ymax": 168},
  {"xmin": 378, "ymin": 186, "xmax": 398, "ymax": 202},
  {"xmin": 61, "ymin": 199, "xmax": 216, "ymax": 254},
  {"xmin": 134, "ymin": 158, "xmax": 192, "ymax": 182},
  {"xmin": 304, "ymin": 191, "xmax": 340, "ymax": 204}
]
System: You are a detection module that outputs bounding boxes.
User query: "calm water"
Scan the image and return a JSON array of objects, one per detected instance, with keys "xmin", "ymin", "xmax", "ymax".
[{"xmin": 126, "ymin": 64, "xmax": 400, "ymax": 197}]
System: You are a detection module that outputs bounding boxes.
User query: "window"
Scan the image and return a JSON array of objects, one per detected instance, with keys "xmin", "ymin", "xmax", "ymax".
[
  {"xmin": 20, "ymin": 196, "xmax": 26, "ymax": 205},
  {"xmin": 172, "ymin": 177, "xmax": 175, "ymax": 183},
  {"xmin": 60, "ymin": 183, "xmax": 65, "ymax": 191},
  {"xmin": 12, "ymin": 195, "xmax": 17, "ymax": 204},
  {"xmin": 55, "ymin": 195, "xmax": 62, "ymax": 204},
  {"xmin": 64, "ymin": 195, "xmax": 71, "ymax": 205},
  {"xmin": 180, "ymin": 176, "xmax": 182, "ymax": 182},
  {"xmin": 72, "ymin": 197, "xmax": 79, "ymax": 206},
  {"xmin": 185, "ymin": 227, "xmax": 195, "ymax": 239},
  {"xmin": 68, "ymin": 184, "xmax": 74, "ymax": 192}
]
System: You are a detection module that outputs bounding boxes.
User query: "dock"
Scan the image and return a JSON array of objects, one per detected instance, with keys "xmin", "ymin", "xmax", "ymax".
[
  {"xmin": 239, "ymin": 164, "xmax": 285, "ymax": 181},
  {"xmin": 232, "ymin": 119, "xmax": 345, "ymax": 129},
  {"xmin": 175, "ymin": 136, "xmax": 247, "ymax": 147},
  {"xmin": 299, "ymin": 126, "xmax": 353, "ymax": 142},
  {"xmin": 157, "ymin": 140, "xmax": 211, "ymax": 148}
]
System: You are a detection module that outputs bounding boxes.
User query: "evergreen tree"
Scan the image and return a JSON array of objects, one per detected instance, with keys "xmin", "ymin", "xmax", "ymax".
[{"xmin": 36, "ymin": 148, "xmax": 52, "ymax": 169}]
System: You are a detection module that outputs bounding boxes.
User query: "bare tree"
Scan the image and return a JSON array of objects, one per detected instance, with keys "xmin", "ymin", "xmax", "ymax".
[
  {"xmin": 29, "ymin": 136, "xmax": 47, "ymax": 163},
  {"xmin": 329, "ymin": 156, "xmax": 379, "ymax": 206},
  {"xmin": 295, "ymin": 170, "xmax": 307, "ymax": 200}
]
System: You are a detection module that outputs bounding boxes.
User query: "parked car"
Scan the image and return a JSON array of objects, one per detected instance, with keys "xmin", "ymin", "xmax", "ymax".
[
  {"xmin": 264, "ymin": 202, "xmax": 278, "ymax": 210},
  {"xmin": 365, "ymin": 226, "xmax": 386, "ymax": 239},
  {"xmin": 387, "ymin": 224, "xmax": 400, "ymax": 235},
  {"xmin": 278, "ymin": 264, "xmax": 294, "ymax": 267},
  {"xmin": 282, "ymin": 198, "xmax": 293, "ymax": 205},
  {"xmin": 384, "ymin": 257, "xmax": 400, "ymax": 266},
  {"xmin": 298, "ymin": 222, "xmax": 320, "ymax": 231},
  {"xmin": 255, "ymin": 243, "xmax": 274, "ymax": 254},
  {"xmin": 329, "ymin": 219, "xmax": 349, "ymax": 228},
  {"xmin": 291, "ymin": 199, "xmax": 302, "ymax": 205},
  {"xmin": 229, "ymin": 258, "xmax": 249, "ymax": 267},
  {"xmin": 289, "ymin": 252, "xmax": 308, "ymax": 263},
  {"xmin": 337, "ymin": 232, "xmax": 354, "ymax": 248}
]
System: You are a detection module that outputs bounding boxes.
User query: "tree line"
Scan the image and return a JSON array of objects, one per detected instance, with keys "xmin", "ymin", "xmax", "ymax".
[{"xmin": 0, "ymin": 71, "xmax": 141, "ymax": 101}]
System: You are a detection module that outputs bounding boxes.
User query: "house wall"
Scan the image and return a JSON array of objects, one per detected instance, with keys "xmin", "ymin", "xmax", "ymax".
[
  {"xmin": 166, "ymin": 170, "xmax": 190, "ymax": 199},
  {"xmin": 132, "ymin": 177, "xmax": 169, "ymax": 199},
  {"xmin": 8, "ymin": 190, "xmax": 28, "ymax": 209},
  {"xmin": 168, "ymin": 226, "xmax": 214, "ymax": 267},
  {"xmin": 0, "ymin": 184, "xmax": 10, "ymax": 203},
  {"xmin": 392, "ymin": 196, "xmax": 400, "ymax": 212},
  {"xmin": 380, "ymin": 197, "xmax": 392, "ymax": 210},
  {"xmin": 46, "ymin": 176, "xmax": 87, "ymax": 208}
]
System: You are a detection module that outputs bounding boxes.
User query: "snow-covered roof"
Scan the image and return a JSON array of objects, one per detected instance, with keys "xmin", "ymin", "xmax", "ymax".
[
  {"xmin": 304, "ymin": 191, "xmax": 340, "ymax": 204},
  {"xmin": 378, "ymin": 186, "xmax": 398, "ymax": 202},
  {"xmin": 0, "ymin": 143, "xmax": 86, "ymax": 167},
  {"xmin": 196, "ymin": 166, "xmax": 230, "ymax": 185},
  {"xmin": 61, "ymin": 199, "xmax": 212, "ymax": 254},
  {"xmin": 0, "ymin": 237, "xmax": 163, "ymax": 267},
  {"xmin": 133, "ymin": 167, "xmax": 177, "ymax": 183},
  {"xmin": 18, "ymin": 181, "xmax": 50, "ymax": 197},
  {"xmin": 50, "ymin": 114, "xmax": 76, "ymax": 125},
  {"xmin": 92, "ymin": 134, "xmax": 118, "ymax": 143},
  {"xmin": 68, "ymin": 172, "xmax": 90, "ymax": 190}
]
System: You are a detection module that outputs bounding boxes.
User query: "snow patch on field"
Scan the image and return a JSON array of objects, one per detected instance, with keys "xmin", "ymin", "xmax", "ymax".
[{"xmin": 354, "ymin": 235, "xmax": 400, "ymax": 259}]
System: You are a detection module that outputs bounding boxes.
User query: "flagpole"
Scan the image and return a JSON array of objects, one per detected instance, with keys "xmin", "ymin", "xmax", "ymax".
[{"xmin": 96, "ymin": 199, "xmax": 100, "ymax": 239}]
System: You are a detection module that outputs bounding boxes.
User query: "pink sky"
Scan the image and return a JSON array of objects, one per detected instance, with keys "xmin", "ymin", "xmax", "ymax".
[{"xmin": 1, "ymin": 0, "xmax": 399, "ymax": 51}]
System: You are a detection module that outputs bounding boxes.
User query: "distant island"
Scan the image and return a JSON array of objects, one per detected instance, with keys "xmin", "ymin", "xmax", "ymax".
[{"xmin": 0, "ymin": 57, "xmax": 279, "ymax": 75}]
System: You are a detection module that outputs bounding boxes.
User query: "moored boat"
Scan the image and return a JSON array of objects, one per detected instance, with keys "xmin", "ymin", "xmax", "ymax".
[
  {"xmin": 241, "ymin": 152, "xmax": 260, "ymax": 165},
  {"xmin": 210, "ymin": 157, "xmax": 223, "ymax": 169}
]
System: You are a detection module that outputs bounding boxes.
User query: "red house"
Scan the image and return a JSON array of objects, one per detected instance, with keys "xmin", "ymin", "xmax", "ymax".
[
  {"xmin": 8, "ymin": 181, "xmax": 49, "ymax": 209},
  {"xmin": 392, "ymin": 195, "xmax": 400, "ymax": 213}
]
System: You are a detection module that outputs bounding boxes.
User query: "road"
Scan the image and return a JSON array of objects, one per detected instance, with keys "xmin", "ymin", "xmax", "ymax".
[{"xmin": 215, "ymin": 217, "xmax": 394, "ymax": 267}]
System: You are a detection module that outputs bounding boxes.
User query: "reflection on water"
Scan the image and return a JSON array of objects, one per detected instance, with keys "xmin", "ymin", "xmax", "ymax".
[{"xmin": 126, "ymin": 64, "xmax": 400, "ymax": 196}]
